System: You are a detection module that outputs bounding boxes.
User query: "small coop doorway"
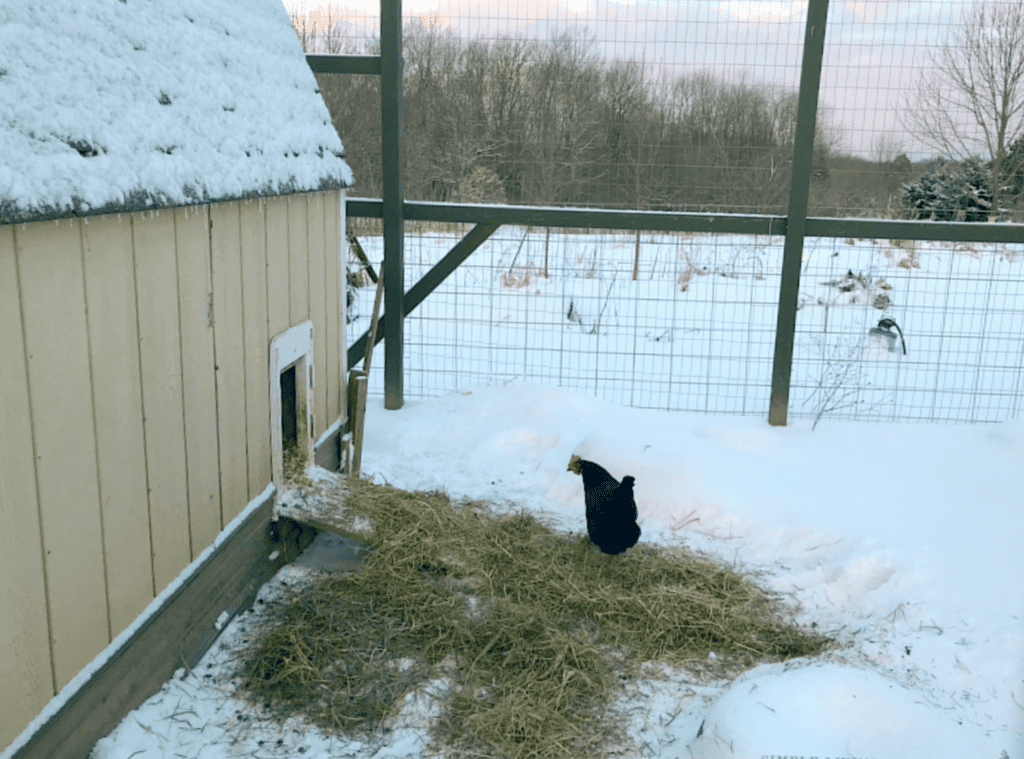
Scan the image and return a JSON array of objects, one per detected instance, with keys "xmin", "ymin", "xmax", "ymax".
[{"xmin": 270, "ymin": 321, "xmax": 314, "ymax": 484}]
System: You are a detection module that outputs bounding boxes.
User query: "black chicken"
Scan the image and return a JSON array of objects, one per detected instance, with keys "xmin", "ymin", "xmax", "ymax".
[{"xmin": 567, "ymin": 454, "xmax": 641, "ymax": 555}]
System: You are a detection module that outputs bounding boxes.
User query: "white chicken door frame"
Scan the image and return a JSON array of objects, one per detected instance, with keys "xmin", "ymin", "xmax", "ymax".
[{"xmin": 269, "ymin": 320, "xmax": 314, "ymax": 484}]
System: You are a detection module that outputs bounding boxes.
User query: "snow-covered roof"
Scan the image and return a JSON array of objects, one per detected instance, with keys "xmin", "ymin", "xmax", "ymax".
[{"xmin": 0, "ymin": 0, "xmax": 354, "ymax": 225}]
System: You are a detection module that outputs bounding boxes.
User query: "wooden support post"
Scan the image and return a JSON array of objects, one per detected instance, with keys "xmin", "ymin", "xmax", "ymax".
[
  {"xmin": 364, "ymin": 270, "xmax": 385, "ymax": 375},
  {"xmin": 348, "ymin": 372, "xmax": 369, "ymax": 477},
  {"xmin": 543, "ymin": 226, "xmax": 550, "ymax": 278},
  {"xmin": 380, "ymin": 0, "xmax": 405, "ymax": 410},
  {"xmin": 632, "ymin": 229, "xmax": 641, "ymax": 281},
  {"xmin": 768, "ymin": 0, "xmax": 830, "ymax": 426},
  {"xmin": 348, "ymin": 271, "xmax": 384, "ymax": 478}
]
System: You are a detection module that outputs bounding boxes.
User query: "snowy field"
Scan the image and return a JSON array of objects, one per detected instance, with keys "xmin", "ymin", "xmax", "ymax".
[
  {"xmin": 351, "ymin": 229, "xmax": 1024, "ymax": 424},
  {"xmin": 84, "ymin": 383, "xmax": 1023, "ymax": 758}
]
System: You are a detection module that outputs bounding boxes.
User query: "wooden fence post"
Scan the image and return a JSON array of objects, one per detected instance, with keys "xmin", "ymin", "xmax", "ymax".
[
  {"xmin": 380, "ymin": 0, "xmax": 405, "ymax": 409},
  {"xmin": 768, "ymin": 0, "xmax": 830, "ymax": 426}
]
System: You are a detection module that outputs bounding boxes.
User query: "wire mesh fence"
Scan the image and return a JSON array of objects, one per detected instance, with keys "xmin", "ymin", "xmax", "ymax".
[
  {"xmin": 287, "ymin": 0, "xmax": 1024, "ymax": 423},
  {"xmin": 790, "ymin": 236, "xmax": 1024, "ymax": 424},
  {"xmin": 349, "ymin": 224, "xmax": 781, "ymax": 413},
  {"xmin": 347, "ymin": 225, "xmax": 1024, "ymax": 423},
  {"xmin": 296, "ymin": 0, "xmax": 1024, "ymax": 221},
  {"xmin": 299, "ymin": 1, "xmax": 808, "ymax": 214},
  {"xmin": 815, "ymin": 1, "xmax": 1024, "ymax": 222}
]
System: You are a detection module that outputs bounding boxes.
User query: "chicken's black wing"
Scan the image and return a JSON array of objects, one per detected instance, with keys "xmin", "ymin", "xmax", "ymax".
[{"xmin": 567, "ymin": 455, "xmax": 642, "ymax": 555}]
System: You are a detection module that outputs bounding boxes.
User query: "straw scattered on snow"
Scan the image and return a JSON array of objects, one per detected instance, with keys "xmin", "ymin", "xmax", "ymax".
[{"xmin": 241, "ymin": 477, "xmax": 833, "ymax": 758}]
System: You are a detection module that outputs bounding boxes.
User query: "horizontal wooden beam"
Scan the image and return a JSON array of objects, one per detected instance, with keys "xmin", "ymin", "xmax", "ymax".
[
  {"xmin": 4, "ymin": 485, "xmax": 317, "ymax": 759},
  {"xmin": 347, "ymin": 199, "xmax": 785, "ymax": 236},
  {"xmin": 802, "ymin": 216, "xmax": 1024, "ymax": 244},
  {"xmin": 306, "ymin": 54, "xmax": 381, "ymax": 75},
  {"xmin": 346, "ymin": 198, "xmax": 1024, "ymax": 243}
]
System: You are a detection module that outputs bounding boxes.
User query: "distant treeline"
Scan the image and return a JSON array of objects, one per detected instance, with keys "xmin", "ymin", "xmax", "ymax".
[{"xmin": 307, "ymin": 19, "xmax": 917, "ymax": 218}]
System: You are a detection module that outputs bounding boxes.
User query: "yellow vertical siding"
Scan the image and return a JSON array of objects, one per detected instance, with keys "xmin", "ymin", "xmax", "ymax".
[
  {"xmin": 288, "ymin": 195, "xmax": 310, "ymax": 328},
  {"xmin": 0, "ymin": 191, "xmax": 344, "ymax": 747},
  {"xmin": 80, "ymin": 214, "xmax": 154, "ymax": 634},
  {"xmin": 174, "ymin": 206, "xmax": 221, "ymax": 553},
  {"xmin": 15, "ymin": 218, "xmax": 109, "ymax": 689},
  {"xmin": 210, "ymin": 203, "xmax": 249, "ymax": 523},
  {"xmin": 240, "ymin": 198, "xmax": 272, "ymax": 500},
  {"xmin": 308, "ymin": 192, "xmax": 328, "ymax": 438},
  {"xmin": 325, "ymin": 190, "xmax": 344, "ymax": 426},
  {"xmin": 0, "ymin": 224, "xmax": 53, "ymax": 746},
  {"xmin": 133, "ymin": 210, "xmax": 192, "ymax": 590},
  {"xmin": 265, "ymin": 197, "xmax": 290, "ymax": 338}
]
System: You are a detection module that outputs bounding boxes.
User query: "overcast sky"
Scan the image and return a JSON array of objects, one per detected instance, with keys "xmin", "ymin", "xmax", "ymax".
[{"xmin": 288, "ymin": 0, "xmax": 980, "ymax": 160}]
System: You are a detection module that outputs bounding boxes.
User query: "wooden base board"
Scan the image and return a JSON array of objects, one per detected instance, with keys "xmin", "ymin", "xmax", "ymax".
[{"xmin": 3, "ymin": 485, "xmax": 316, "ymax": 759}]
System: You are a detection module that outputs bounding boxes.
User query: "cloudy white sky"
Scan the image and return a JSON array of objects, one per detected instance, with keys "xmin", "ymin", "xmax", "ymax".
[{"xmin": 288, "ymin": 0, "xmax": 982, "ymax": 160}]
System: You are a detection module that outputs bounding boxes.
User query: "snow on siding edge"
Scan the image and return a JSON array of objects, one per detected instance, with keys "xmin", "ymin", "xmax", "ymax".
[{"xmin": 0, "ymin": 177, "xmax": 350, "ymax": 226}]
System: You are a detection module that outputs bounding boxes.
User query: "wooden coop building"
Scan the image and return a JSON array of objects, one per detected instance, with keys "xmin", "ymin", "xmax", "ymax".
[{"xmin": 0, "ymin": 0, "xmax": 352, "ymax": 749}]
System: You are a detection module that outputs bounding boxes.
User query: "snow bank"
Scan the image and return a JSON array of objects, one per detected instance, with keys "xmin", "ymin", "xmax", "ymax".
[
  {"xmin": 0, "ymin": 0, "xmax": 353, "ymax": 224},
  {"xmin": 690, "ymin": 660, "xmax": 985, "ymax": 759}
]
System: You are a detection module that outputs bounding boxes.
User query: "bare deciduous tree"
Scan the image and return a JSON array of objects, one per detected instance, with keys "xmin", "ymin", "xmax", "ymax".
[
  {"xmin": 289, "ymin": 6, "xmax": 847, "ymax": 214},
  {"xmin": 900, "ymin": 0, "xmax": 1024, "ymax": 216},
  {"xmin": 870, "ymin": 132, "xmax": 905, "ymax": 165}
]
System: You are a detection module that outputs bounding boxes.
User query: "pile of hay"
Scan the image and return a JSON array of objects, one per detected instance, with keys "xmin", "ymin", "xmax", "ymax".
[{"xmin": 241, "ymin": 478, "xmax": 831, "ymax": 758}]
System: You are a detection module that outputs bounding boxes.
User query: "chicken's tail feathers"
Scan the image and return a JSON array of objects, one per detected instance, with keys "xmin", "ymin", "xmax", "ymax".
[{"xmin": 567, "ymin": 454, "xmax": 583, "ymax": 475}]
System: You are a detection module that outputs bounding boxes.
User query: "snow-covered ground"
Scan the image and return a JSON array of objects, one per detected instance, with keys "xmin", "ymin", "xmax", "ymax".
[{"xmin": 84, "ymin": 382, "xmax": 1023, "ymax": 759}]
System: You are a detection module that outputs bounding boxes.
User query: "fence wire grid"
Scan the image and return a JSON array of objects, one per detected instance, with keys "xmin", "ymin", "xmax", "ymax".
[
  {"xmin": 295, "ymin": 0, "xmax": 1024, "ymax": 221},
  {"xmin": 286, "ymin": 0, "xmax": 1024, "ymax": 423},
  {"xmin": 348, "ymin": 226, "xmax": 1024, "ymax": 424}
]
